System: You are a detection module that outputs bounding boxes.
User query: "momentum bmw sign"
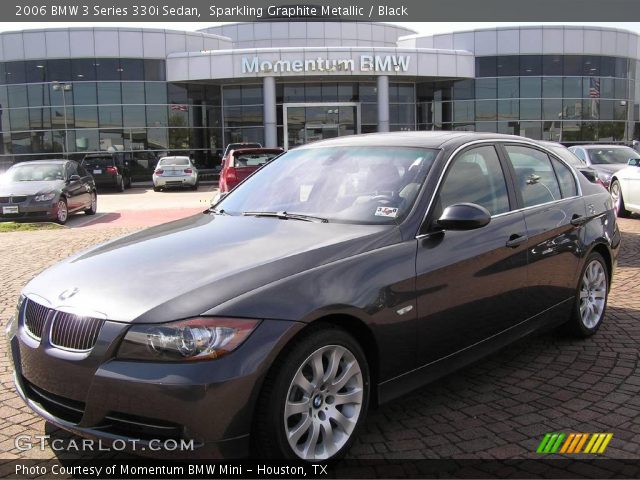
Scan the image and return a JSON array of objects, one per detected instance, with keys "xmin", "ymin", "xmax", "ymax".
[{"xmin": 241, "ymin": 55, "xmax": 411, "ymax": 74}]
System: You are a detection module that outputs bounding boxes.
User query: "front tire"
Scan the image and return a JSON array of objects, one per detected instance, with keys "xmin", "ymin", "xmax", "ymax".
[
  {"xmin": 55, "ymin": 198, "xmax": 68, "ymax": 225},
  {"xmin": 84, "ymin": 192, "xmax": 97, "ymax": 215},
  {"xmin": 566, "ymin": 252, "xmax": 609, "ymax": 337},
  {"xmin": 610, "ymin": 180, "xmax": 630, "ymax": 218},
  {"xmin": 253, "ymin": 326, "xmax": 369, "ymax": 460}
]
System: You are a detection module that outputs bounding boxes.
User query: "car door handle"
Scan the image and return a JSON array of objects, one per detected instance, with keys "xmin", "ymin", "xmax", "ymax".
[
  {"xmin": 506, "ymin": 233, "xmax": 528, "ymax": 248},
  {"xmin": 570, "ymin": 214, "xmax": 588, "ymax": 226}
]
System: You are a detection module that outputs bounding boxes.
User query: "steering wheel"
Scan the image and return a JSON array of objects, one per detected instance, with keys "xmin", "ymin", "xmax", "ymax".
[{"xmin": 371, "ymin": 194, "xmax": 395, "ymax": 204}]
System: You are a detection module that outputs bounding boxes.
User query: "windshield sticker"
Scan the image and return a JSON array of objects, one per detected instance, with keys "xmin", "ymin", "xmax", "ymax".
[{"xmin": 375, "ymin": 206, "xmax": 399, "ymax": 218}]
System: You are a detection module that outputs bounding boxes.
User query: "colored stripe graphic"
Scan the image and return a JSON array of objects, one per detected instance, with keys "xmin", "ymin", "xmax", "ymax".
[{"xmin": 538, "ymin": 433, "xmax": 612, "ymax": 454}]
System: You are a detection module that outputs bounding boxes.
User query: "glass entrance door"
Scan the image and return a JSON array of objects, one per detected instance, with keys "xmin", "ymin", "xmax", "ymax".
[{"xmin": 283, "ymin": 103, "xmax": 360, "ymax": 150}]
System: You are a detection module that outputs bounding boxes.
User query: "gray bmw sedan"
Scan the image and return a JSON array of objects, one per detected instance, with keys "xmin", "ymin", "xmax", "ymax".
[{"xmin": 7, "ymin": 132, "xmax": 619, "ymax": 460}]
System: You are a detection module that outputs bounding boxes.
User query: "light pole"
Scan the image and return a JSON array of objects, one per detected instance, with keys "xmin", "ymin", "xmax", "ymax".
[{"xmin": 52, "ymin": 81, "xmax": 72, "ymax": 156}]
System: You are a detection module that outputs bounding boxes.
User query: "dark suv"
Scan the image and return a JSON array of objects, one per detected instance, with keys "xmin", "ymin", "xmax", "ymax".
[{"xmin": 81, "ymin": 153, "xmax": 131, "ymax": 192}]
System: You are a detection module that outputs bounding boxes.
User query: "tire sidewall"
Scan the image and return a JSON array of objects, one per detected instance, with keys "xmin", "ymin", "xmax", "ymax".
[
  {"xmin": 259, "ymin": 327, "xmax": 370, "ymax": 460},
  {"xmin": 573, "ymin": 252, "xmax": 609, "ymax": 336}
]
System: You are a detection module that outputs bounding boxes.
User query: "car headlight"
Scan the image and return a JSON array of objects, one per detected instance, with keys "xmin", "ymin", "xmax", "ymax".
[
  {"xmin": 5, "ymin": 295, "xmax": 24, "ymax": 341},
  {"xmin": 117, "ymin": 317, "xmax": 260, "ymax": 362},
  {"xmin": 34, "ymin": 192, "xmax": 56, "ymax": 202}
]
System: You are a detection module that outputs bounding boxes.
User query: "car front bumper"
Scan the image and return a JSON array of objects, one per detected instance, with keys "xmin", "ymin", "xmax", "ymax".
[
  {"xmin": 9, "ymin": 315, "xmax": 303, "ymax": 458},
  {"xmin": 0, "ymin": 202, "xmax": 58, "ymax": 222}
]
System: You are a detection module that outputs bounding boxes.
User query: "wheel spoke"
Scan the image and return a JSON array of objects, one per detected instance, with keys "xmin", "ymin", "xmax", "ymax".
[
  {"xmin": 330, "ymin": 409, "xmax": 357, "ymax": 435},
  {"xmin": 285, "ymin": 399, "xmax": 309, "ymax": 418},
  {"xmin": 301, "ymin": 421, "xmax": 320, "ymax": 459},
  {"xmin": 320, "ymin": 422, "xmax": 336, "ymax": 457},
  {"xmin": 292, "ymin": 370, "xmax": 314, "ymax": 395},
  {"xmin": 579, "ymin": 290, "xmax": 589, "ymax": 299},
  {"xmin": 288, "ymin": 414, "xmax": 312, "ymax": 444},
  {"xmin": 310, "ymin": 352, "xmax": 325, "ymax": 385},
  {"xmin": 330, "ymin": 361, "xmax": 359, "ymax": 392},
  {"xmin": 334, "ymin": 388, "xmax": 363, "ymax": 406},
  {"xmin": 323, "ymin": 349, "xmax": 342, "ymax": 384}
]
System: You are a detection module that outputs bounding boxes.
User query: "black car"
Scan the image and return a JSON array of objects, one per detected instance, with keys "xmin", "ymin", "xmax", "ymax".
[
  {"xmin": 537, "ymin": 141, "xmax": 603, "ymax": 186},
  {"xmin": 81, "ymin": 153, "xmax": 131, "ymax": 191},
  {"xmin": 8, "ymin": 132, "xmax": 619, "ymax": 460},
  {"xmin": 0, "ymin": 160, "xmax": 97, "ymax": 224}
]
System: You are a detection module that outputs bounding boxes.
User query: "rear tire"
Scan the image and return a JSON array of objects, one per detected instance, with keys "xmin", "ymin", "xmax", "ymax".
[
  {"xmin": 610, "ymin": 180, "xmax": 630, "ymax": 218},
  {"xmin": 253, "ymin": 326, "xmax": 369, "ymax": 460},
  {"xmin": 117, "ymin": 177, "xmax": 125, "ymax": 192},
  {"xmin": 153, "ymin": 186, "xmax": 160, "ymax": 192},
  {"xmin": 84, "ymin": 192, "xmax": 97, "ymax": 215},
  {"xmin": 565, "ymin": 252, "xmax": 609, "ymax": 337}
]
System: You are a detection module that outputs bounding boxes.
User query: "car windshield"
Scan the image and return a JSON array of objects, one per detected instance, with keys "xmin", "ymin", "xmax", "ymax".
[
  {"xmin": 217, "ymin": 146, "xmax": 438, "ymax": 225},
  {"xmin": 233, "ymin": 152, "xmax": 281, "ymax": 168},
  {"xmin": 82, "ymin": 157, "xmax": 113, "ymax": 168},
  {"xmin": 159, "ymin": 157, "xmax": 189, "ymax": 166},
  {"xmin": 6, "ymin": 164, "xmax": 64, "ymax": 182},
  {"xmin": 587, "ymin": 147, "xmax": 640, "ymax": 165}
]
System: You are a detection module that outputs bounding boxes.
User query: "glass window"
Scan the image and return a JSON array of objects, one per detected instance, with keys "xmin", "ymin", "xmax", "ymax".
[
  {"xmin": 74, "ymin": 106, "xmax": 98, "ymax": 128},
  {"xmin": 361, "ymin": 103, "xmax": 377, "ymax": 124},
  {"xmin": 615, "ymin": 58, "xmax": 628, "ymax": 78},
  {"xmin": 453, "ymin": 80, "xmax": 474, "ymax": 100},
  {"xmin": 520, "ymin": 100, "xmax": 541, "ymax": 120},
  {"xmin": 25, "ymin": 61, "xmax": 47, "ymax": 83},
  {"xmin": 242, "ymin": 85, "xmax": 263, "ymax": 105},
  {"xmin": 395, "ymin": 84, "xmax": 415, "ymax": 103},
  {"xmin": 282, "ymin": 83, "xmax": 305, "ymax": 102},
  {"xmin": 542, "ymin": 99, "xmax": 563, "ymax": 121},
  {"xmin": 497, "ymin": 56, "xmax": 519, "ymax": 76},
  {"xmin": 498, "ymin": 100, "xmax": 519, "ymax": 120},
  {"xmin": 29, "ymin": 107, "xmax": 50, "ymax": 129},
  {"xmin": 147, "ymin": 127, "xmax": 168, "ymax": 149},
  {"xmin": 338, "ymin": 83, "xmax": 357, "ymax": 102},
  {"xmin": 453, "ymin": 101, "xmax": 474, "ymax": 122},
  {"xmin": 71, "ymin": 59, "xmax": 97, "ymax": 81},
  {"xmin": 439, "ymin": 145, "xmax": 509, "ymax": 216},
  {"xmin": 476, "ymin": 57, "xmax": 497, "ymax": 77},
  {"xmin": 498, "ymin": 77, "xmax": 519, "ymax": 98},
  {"xmin": 99, "ymin": 106, "xmax": 123, "ymax": 128},
  {"xmin": 123, "ymin": 106, "xmax": 146, "ymax": 127},
  {"xmin": 9, "ymin": 109, "xmax": 29, "ymax": 131},
  {"xmin": 391, "ymin": 104, "xmax": 415, "ymax": 124},
  {"xmin": 122, "ymin": 82, "xmax": 145, "ymax": 104},
  {"xmin": 188, "ymin": 84, "xmax": 204, "ymax": 102},
  {"xmin": 168, "ymin": 83, "xmax": 188, "ymax": 104},
  {"xmin": 72, "ymin": 82, "xmax": 97, "ymax": 105},
  {"xmin": 146, "ymin": 105, "xmax": 168, "ymax": 127},
  {"xmin": 582, "ymin": 56, "xmax": 600, "ymax": 76},
  {"xmin": 550, "ymin": 157, "xmax": 577, "ymax": 198},
  {"xmin": 100, "ymin": 129, "xmax": 124, "ymax": 151},
  {"xmin": 46, "ymin": 60, "xmax": 71, "ymax": 82},
  {"xmin": 97, "ymin": 83, "xmax": 121, "ymax": 104},
  {"xmin": 614, "ymin": 78, "xmax": 628, "ymax": 99},
  {"xmin": 543, "ymin": 55, "xmax": 563, "ymax": 76},
  {"xmin": 505, "ymin": 145, "xmax": 561, "ymax": 207},
  {"xmin": 359, "ymin": 84, "xmax": 377, "ymax": 102},
  {"xmin": 520, "ymin": 56, "xmax": 542, "ymax": 76},
  {"xmin": 476, "ymin": 100, "xmax": 497, "ymax": 121},
  {"xmin": 74, "ymin": 129, "xmax": 98, "ymax": 152},
  {"xmin": 96, "ymin": 59, "xmax": 121, "ymax": 81},
  {"xmin": 119, "ymin": 59, "xmax": 144, "ymax": 81},
  {"xmin": 204, "ymin": 85, "xmax": 221, "ymax": 105},
  {"xmin": 27, "ymin": 84, "xmax": 49, "ymax": 107},
  {"xmin": 320, "ymin": 83, "xmax": 337, "ymax": 102},
  {"xmin": 475, "ymin": 78, "xmax": 496, "ymax": 99},
  {"xmin": 520, "ymin": 77, "xmax": 541, "ymax": 98},
  {"xmin": 563, "ymin": 56, "xmax": 582, "ymax": 76},
  {"xmin": 475, "ymin": 121, "xmax": 497, "ymax": 132},
  {"xmin": 145, "ymin": 83, "xmax": 167, "ymax": 104},
  {"xmin": 542, "ymin": 77, "xmax": 562, "ymax": 98},
  {"xmin": 7, "ymin": 85, "xmax": 28, "ymax": 108},
  {"xmin": 600, "ymin": 56, "xmax": 616, "ymax": 77},
  {"xmin": 144, "ymin": 60, "xmax": 165, "ymax": 81},
  {"xmin": 4, "ymin": 61, "xmax": 26, "ymax": 85},
  {"xmin": 305, "ymin": 83, "xmax": 322, "ymax": 102},
  {"xmin": 563, "ymin": 77, "xmax": 583, "ymax": 98},
  {"xmin": 563, "ymin": 99, "xmax": 583, "ymax": 120}
]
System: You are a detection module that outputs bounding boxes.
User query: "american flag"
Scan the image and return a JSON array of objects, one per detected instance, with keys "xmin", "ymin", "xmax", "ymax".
[
  {"xmin": 170, "ymin": 104, "xmax": 188, "ymax": 112},
  {"xmin": 589, "ymin": 78, "xmax": 601, "ymax": 98}
]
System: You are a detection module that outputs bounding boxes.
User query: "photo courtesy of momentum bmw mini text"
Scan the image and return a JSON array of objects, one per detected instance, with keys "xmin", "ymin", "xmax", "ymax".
[{"xmin": 1, "ymin": 0, "xmax": 640, "ymax": 479}]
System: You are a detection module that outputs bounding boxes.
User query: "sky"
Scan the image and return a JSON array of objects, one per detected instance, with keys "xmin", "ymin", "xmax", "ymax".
[{"xmin": 0, "ymin": 22, "xmax": 639, "ymax": 36}]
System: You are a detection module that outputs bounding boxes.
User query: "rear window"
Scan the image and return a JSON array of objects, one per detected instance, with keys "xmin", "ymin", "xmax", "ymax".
[
  {"xmin": 82, "ymin": 157, "xmax": 114, "ymax": 168},
  {"xmin": 233, "ymin": 152, "xmax": 280, "ymax": 168},
  {"xmin": 159, "ymin": 157, "xmax": 189, "ymax": 166}
]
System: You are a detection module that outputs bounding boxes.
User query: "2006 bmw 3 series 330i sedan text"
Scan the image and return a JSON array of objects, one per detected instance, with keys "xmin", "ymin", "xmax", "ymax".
[{"xmin": 7, "ymin": 132, "xmax": 620, "ymax": 460}]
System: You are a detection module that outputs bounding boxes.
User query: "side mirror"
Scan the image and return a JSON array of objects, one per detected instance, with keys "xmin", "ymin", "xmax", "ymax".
[
  {"xmin": 628, "ymin": 158, "xmax": 640, "ymax": 167},
  {"xmin": 68, "ymin": 174, "xmax": 81, "ymax": 182},
  {"xmin": 437, "ymin": 203, "xmax": 491, "ymax": 231}
]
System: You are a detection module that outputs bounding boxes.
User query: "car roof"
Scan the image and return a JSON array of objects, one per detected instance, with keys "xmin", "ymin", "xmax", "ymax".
[
  {"xmin": 578, "ymin": 144, "xmax": 632, "ymax": 149},
  {"xmin": 296, "ymin": 131, "xmax": 540, "ymax": 151},
  {"xmin": 232, "ymin": 148, "xmax": 283, "ymax": 155},
  {"xmin": 12, "ymin": 159, "xmax": 69, "ymax": 166},
  {"xmin": 159, "ymin": 156, "xmax": 190, "ymax": 160}
]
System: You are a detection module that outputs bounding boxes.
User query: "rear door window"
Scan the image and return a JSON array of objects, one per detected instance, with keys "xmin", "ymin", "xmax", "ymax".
[
  {"xmin": 550, "ymin": 157, "xmax": 578, "ymax": 198},
  {"xmin": 504, "ymin": 145, "xmax": 562, "ymax": 208}
]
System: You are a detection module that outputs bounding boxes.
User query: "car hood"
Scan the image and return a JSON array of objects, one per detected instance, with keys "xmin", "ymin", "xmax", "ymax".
[
  {"xmin": 0, "ymin": 180, "xmax": 63, "ymax": 195},
  {"xmin": 591, "ymin": 164, "xmax": 627, "ymax": 176},
  {"xmin": 23, "ymin": 213, "xmax": 398, "ymax": 323}
]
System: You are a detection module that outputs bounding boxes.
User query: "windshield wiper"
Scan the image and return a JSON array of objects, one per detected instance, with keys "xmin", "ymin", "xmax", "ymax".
[
  {"xmin": 206, "ymin": 207, "xmax": 228, "ymax": 215},
  {"xmin": 242, "ymin": 211, "xmax": 328, "ymax": 223}
]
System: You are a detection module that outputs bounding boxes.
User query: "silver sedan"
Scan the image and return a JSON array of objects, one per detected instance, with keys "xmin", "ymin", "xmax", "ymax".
[{"xmin": 152, "ymin": 156, "xmax": 199, "ymax": 191}]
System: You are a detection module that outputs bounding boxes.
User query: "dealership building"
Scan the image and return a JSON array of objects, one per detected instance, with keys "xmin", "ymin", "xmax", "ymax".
[{"xmin": 0, "ymin": 22, "xmax": 639, "ymax": 166}]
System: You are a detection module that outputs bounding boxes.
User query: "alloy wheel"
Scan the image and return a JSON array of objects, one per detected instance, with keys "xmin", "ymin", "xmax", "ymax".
[
  {"xmin": 91, "ymin": 193, "xmax": 97, "ymax": 211},
  {"xmin": 284, "ymin": 345, "xmax": 364, "ymax": 460},
  {"xmin": 56, "ymin": 200, "xmax": 68, "ymax": 223},
  {"xmin": 610, "ymin": 182, "xmax": 621, "ymax": 214},
  {"xmin": 579, "ymin": 259, "xmax": 607, "ymax": 329}
]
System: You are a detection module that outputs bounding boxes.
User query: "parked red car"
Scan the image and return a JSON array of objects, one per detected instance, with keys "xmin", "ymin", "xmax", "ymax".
[{"xmin": 219, "ymin": 148, "xmax": 284, "ymax": 192}]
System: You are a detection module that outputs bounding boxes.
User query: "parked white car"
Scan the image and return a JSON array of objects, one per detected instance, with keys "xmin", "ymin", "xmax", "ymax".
[
  {"xmin": 152, "ymin": 156, "xmax": 199, "ymax": 191},
  {"xmin": 610, "ymin": 158, "xmax": 640, "ymax": 217}
]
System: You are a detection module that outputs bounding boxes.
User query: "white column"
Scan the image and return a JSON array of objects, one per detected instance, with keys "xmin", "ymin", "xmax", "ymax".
[
  {"xmin": 263, "ymin": 76, "xmax": 277, "ymax": 147},
  {"xmin": 377, "ymin": 75, "xmax": 390, "ymax": 133}
]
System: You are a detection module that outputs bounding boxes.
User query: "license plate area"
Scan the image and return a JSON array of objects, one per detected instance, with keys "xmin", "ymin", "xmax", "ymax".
[
  {"xmin": 93, "ymin": 169, "xmax": 102, "ymax": 174},
  {"xmin": 3, "ymin": 205, "xmax": 19, "ymax": 214}
]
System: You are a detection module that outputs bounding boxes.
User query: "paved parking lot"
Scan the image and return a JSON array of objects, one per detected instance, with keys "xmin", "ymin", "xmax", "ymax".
[{"xmin": 0, "ymin": 215, "xmax": 638, "ymax": 462}]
